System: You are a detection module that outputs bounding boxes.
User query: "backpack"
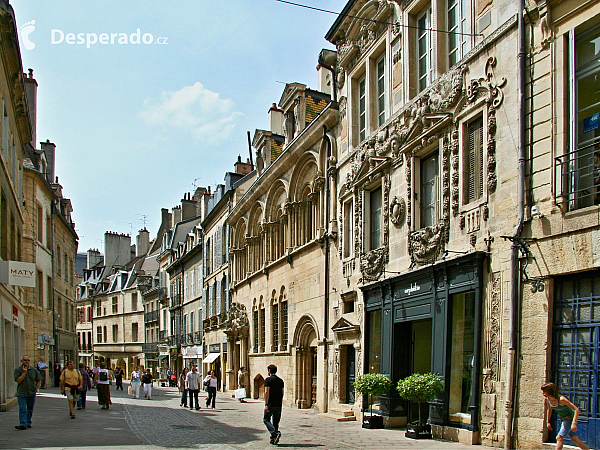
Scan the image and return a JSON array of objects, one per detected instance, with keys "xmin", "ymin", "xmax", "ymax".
[{"xmin": 99, "ymin": 370, "xmax": 108, "ymax": 382}]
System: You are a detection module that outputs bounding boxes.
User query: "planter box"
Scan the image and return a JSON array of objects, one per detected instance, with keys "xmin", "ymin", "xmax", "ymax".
[
  {"xmin": 405, "ymin": 423, "xmax": 432, "ymax": 439},
  {"xmin": 362, "ymin": 415, "xmax": 384, "ymax": 429}
]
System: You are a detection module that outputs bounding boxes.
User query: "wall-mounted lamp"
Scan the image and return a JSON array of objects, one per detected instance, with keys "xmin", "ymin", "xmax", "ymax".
[{"xmin": 318, "ymin": 49, "xmax": 338, "ymax": 103}]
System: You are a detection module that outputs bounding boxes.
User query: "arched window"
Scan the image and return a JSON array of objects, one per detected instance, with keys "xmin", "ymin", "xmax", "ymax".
[
  {"xmin": 280, "ymin": 287, "xmax": 288, "ymax": 348},
  {"xmin": 252, "ymin": 298, "xmax": 259, "ymax": 353}
]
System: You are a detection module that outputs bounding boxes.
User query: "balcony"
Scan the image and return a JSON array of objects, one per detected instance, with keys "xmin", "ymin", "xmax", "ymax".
[
  {"xmin": 159, "ymin": 330, "xmax": 167, "ymax": 341},
  {"xmin": 187, "ymin": 333, "xmax": 194, "ymax": 344},
  {"xmin": 194, "ymin": 331, "xmax": 202, "ymax": 343},
  {"xmin": 142, "ymin": 342, "xmax": 158, "ymax": 353},
  {"xmin": 144, "ymin": 310, "xmax": 159, "ymax": 323},
  {"xmin": 167, "ymin": 335, "xmax": 180, "ymax": 347},
  {"xmin": 555, "ymin": 142, "xmax": 600, "ymax": 211},
  {"xmin": 169, "ymin": 294, "xmax": 182, "ymax": 309}
]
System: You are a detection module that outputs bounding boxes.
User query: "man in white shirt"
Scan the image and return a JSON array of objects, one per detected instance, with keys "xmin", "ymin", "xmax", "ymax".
[{"xmin": 185, "ymin": 365, "xmax": 201, "ymax": 411}]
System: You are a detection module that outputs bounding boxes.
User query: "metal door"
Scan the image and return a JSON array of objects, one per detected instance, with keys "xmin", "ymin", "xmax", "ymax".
[
  {"xmin": 553, "ymin": 274, "xmax": 600, "ymax": 449},
  {"xmin": 346, "ymin": 346, "xmax": 356, "ymax": 404}
]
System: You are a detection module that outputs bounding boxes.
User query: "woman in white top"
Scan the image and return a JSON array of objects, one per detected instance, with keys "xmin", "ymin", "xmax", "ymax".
[
  {"xmin": 96, "ymin": 362, "xmax": 112, "ymax": 409},
  {"xmin": 204, "ymin": 370, "xmax": 218, "ymax": 409},
  {"xmin": 130, "ymin": 367, "xmax": 141, "ymax": 399}
]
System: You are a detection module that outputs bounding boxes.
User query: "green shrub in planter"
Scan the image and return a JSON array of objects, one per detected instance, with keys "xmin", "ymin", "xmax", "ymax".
[
  {"xmin": 353, "ymin": 373, "xmax": 392, "ymax": 428},
  {"xmin": 396, "ymin": 373, "xmax": 444, "ymax": 425}
]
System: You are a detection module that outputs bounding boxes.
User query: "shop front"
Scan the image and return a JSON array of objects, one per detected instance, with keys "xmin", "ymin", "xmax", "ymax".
[
  {"xmin": 362, "ymin": 252, "xmax": 484, "ymax": 439},
  {"xmin": 182, "ymin": 345, "xmax": 202, "ymax": 369}
]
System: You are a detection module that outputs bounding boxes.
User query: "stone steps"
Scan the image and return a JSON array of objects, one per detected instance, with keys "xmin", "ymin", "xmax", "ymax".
[{"xmin": 320, "ymin": 407, "xmax": 357, "ymax": 422}]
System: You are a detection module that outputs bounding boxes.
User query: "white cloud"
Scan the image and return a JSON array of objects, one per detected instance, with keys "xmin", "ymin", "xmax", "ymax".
[{"xmin": 140, "ymin": 82, "xmax": 243, "ymax": 144}]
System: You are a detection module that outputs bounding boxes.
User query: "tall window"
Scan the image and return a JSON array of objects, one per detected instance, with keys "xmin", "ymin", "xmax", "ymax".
[
  {"xmin": 37, "ymin": 271, "xmax": 43, "ymax": 307},
  {"xmin": 448, "ymin": 0, "xmax": 469, "ymax": 67},
  {"xmin": 112, "ymin": 324, "xmax": 118, "ymax": 343},
  {"xmin": 370, "ymin": 188, "xmax": 382, "ymax": 250},
  {"xmin": 260, "ymin": 305, "xmax": 266, "ymax": 353},
  {"xmin": 37, "ymin": 204, "xmax": 43, "ymax": 242},
  {"xmin": 97, "ymin": 326, "xmax": 102, "ymax": 343},
  {"xmin": 47, "ymin": 275, "xmax": 53, "ymax": 310},
  {"xmin": 420, "ymin": 153, "xmax": 439, "ymax": 228},
  {"xmin": 253, "ymin": 309, "xmax": 259, "ymax": 352},
  {"xmin": 417, "ymin": 8, "xmax": 432, "ymax": 92},
  {"xmin": 343, "ymin": 200, "xmax": 353, "ymax": 258},
  {"xmin": 46, "ymin": 215, "xmax": 51, "ymax": 248},
  {"xmin": 368, "ymin": 310, "xmax": 382, "ymax": 373},
  {"xmin": 103, "ymin": 325, "xmax": 107, "ymax": 343},
  {"xmin": 272, "ymin": 303, "xmax": 279, "ymax": 351},
  {"xmin": 112, "ymin": 296, "xmax": 118, "ymax": 314},
  {"xmin": 281, "ymin": 299, "xmax": 288, "ymax": 348},
  {"xmin": 190, "ymin": 312, "xmax": 195, "ymax": 334},
  {"xmin": 96, "ymin": 301, "xmax": 102, "ymax": 317},
  {"xmin": 359, "ymin": 77, "xmax": 367, "ymax": 142},
  {"xmin": 466, "ymin": 117, "xmax": 484, "ymax": 203},
  {"xmin": 131, "ymin": 292, "xmax": 138, "ymax": 311},
  {"xmin": 132, "ymin": 323, "xmax": 139, "ymax": 342},
  {"xmin": 377, "ymin": 56, "xmax": 386, "ymax": 126},
  {"xmin": 56, "ymin": 245, "xmax": 61, "ymax": 276}
]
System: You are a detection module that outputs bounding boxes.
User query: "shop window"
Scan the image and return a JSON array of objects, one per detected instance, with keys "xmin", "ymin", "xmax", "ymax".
[
  {"xmin": 559, "ymin": 25, "xmax": 600, "ymax": 210},
  {"xmin": 447, "ymin": 0, "xmax": 470, "ymax": 68},
  {"xmin": 449, "ymin": 290, "xmax": 475, "ymax": 425},
  {"xmin": 465, "ymin": 116, "xmax": 484, "ymax": 203},
  {"xmin": 343, "ymin": 200, "xmax": 353, "ymax": 258},
  {"xmin": 420, "ymin": 152, "xmax": 439, "ymax": 228},
  {"xmin": 367, "ymin": 310, "xmax": 382, "ymax": 373},
  {"xmin": 417, "ymin": 7, "xmax": 433, "ymax": 92}
]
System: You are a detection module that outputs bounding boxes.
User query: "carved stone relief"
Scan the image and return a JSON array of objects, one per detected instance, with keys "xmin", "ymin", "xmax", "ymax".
[
  {"xmin": 390, "ymin": 196, "xmax": 406, "ymax": 226},
  {"xmin": 223, "ymin": 302, "xmax": 250, "ymax": 337},
  {"xmin": 483, "ymin": 271, "xmax": 501, "ymax": 394}
]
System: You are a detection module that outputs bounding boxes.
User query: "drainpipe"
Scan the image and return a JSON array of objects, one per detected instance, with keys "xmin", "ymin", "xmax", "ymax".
[
  {"xmin": 323, "ymin": 125, "xmax": 331, "ymax": 413},
  {"xmin": 51, "ymin": 199, "xmax": 58, "ymax": 373},
  {"xmin": 505, "ymin": 2, "xmax": 526, "ymax": 449}
]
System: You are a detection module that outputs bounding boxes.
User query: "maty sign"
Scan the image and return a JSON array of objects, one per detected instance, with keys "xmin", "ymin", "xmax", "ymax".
[{"xmin": 0, "ymin": 261, "xmax": 36, "ymax": 287}]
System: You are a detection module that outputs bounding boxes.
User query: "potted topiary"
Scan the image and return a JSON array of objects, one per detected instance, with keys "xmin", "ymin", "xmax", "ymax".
[
  {"xmin": 353, "ymin": 373, "xmax": 392, "ymax": 429},
  {"xmin": 396, "ymin": 372, "xmax": 444, "ymax": 439}
]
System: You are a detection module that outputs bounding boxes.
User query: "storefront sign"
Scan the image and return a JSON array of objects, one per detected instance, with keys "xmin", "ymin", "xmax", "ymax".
[
  {"xmin": 404, "ymin": 282, "xmax": 421, "ymax": 296},
  {"xmin": 583, "ymin": 112, "xmax": 599, "ymax": 133},
  {"xmin": 38, "ymin": 334, "xmax": 55, "ymax": 345},
  {"xmin": 209, "ymin": 343, "xmax": 220, "ymax": 353},
  {"xmin": 0, "ymin": 261, "xmax": 36, "ymax": 287}
]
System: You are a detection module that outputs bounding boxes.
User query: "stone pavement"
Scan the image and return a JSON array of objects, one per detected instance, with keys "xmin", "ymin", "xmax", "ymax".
[{"xmin": 0, "ymin": 383, "xmax": 496, "ymax": 450}]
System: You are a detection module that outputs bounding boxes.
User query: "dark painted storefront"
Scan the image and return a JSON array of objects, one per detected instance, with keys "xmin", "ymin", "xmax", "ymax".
[{"xmin": 362, "ymin": 252, "xmax": 485, "ymax": 431}]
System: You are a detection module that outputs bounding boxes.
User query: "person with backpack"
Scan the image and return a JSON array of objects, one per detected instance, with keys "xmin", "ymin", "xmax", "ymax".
[
  {"xmin": 96, "ymin": 362, "xmax": 112, "ymax": 409},
  {"xmin": 130, "ymin": 366, "xmax": 141, "ymax": 399},
  {"xmin": 142, "ymin": 368, "xmax": 153, "ymax": 400}
]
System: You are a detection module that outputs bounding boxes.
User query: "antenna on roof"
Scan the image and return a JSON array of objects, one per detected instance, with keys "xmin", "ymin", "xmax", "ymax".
[
  {"xmin": 192, "ymin": 177, "xmax": 201, "ymax": 189},
  {"xmin": 123, "ymin": 222, "xmax": 133, "ymax": 236},
  {"xmin": 135, "ymin": 214, "xmax": 149, "ymax": 228}
]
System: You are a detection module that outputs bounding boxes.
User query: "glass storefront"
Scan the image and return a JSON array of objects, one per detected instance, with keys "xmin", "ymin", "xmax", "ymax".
[{"xmin": 368, "ymin": 310, "xmax": 382, "ymax": 373}]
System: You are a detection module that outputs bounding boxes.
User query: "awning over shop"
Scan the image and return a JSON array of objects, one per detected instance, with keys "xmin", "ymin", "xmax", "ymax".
[
  {"xmin": 158, "ymin": 355, "xmax": 168, "ymax": 361},
  {"xmin": 202, "ymin": 353, "xmax": 220, "ymax": 364}
]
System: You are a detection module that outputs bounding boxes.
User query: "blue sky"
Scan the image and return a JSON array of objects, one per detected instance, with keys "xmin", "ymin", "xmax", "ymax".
[{"xmin": 12, "ymin": 0, "xmax": 347, "ymax": 252}]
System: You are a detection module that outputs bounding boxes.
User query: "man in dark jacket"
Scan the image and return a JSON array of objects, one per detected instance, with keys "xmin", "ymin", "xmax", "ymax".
[{"xmin": 14, "ymin": 355, "xmax": 41, "ymax": 430}]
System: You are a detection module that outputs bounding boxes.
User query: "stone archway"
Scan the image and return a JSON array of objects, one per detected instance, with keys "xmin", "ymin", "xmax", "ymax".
[
  {"xmin": 254, "ymin": 374, "xmax": 265, "ymax": 399},
  {"xmin": 293, "ymin": 315, "xmax": 319, "ymax": 409}
]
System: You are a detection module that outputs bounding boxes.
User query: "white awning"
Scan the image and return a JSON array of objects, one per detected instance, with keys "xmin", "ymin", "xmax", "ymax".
[{"xmin": 202, "ymin": 353, "xmax": 220, "ymax": 364}]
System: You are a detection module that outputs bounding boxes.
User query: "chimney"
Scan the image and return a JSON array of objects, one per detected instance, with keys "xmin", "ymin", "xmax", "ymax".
[
  {"xmin": 136, "ymin": 228, "xmax": 150, "ymax": 257},
  {"xmin": 24, "ymin": 68, "xmax": 38, "ymax": 148},
  {"xmin": 269, "ymin": 103, "xmax": 284, "ymax": 135},
  {"xmin": 317, "ymin": 64, "xmax": 333, "ymax": 96},
  {"xmin": 172, "ymin": 206, "xmax": 182, "ymax": 226},
  {"xmin": 41, "ymin": 140, "xmax": 56, "ymax": 184},
  {"xmin": 181, "ymin": 192, "xmax": 196, "ymax": 221},
  {"xmin": 234, "ymin": 155, "xmax": 252, "ymax": 175},
  {"xmin": 104, "ymin": 231, "xmax": 131, "ymax": 269},
  {"xmin": 161, "ymin": 208, "xmax": 172, "ymax": 231},
  {"xmin": 86, "ymin": 248, "xmax": 102, "ymax": 269}
]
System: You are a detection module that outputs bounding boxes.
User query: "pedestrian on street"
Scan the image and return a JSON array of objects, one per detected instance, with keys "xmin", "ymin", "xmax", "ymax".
[
  {"xmin": 263, "ymin": 364, "xmax": 284, "ymax": 445},
  {"xmin": 53, "ymin": 363, "xmax": 61, "ymax": 387},
  {"xmin": 204, "ymin": 370, "xmax": 218, "ymax": 409},
  {"xmin": 96, "ymin": 362, "xmax": 112, "ymax": 409},
  {"xmin": 14, "ymin": 355, "xmax": 41, "ymax": 430},
  {"xmin": 186, "ymin": 365, "xmax": 201, "ymax": 411},
  {"xmin": 115, "ymin": 366, "xmax": 124, "ymax": 391},
  {"xmin": 179, "ymin": 367, "xmax": 189, "ymax": 407},
  {"xmin": 130, "ymin": 366, "xmax": 141, "ymax": 399},
  {"xmin": 142, "ymin": 368, "xmax": 153, "ymax": 400},
  {"xmin": 60, "ymin": 360, "xmax": 82, "ymax": 419},
  {"xmin": 36, "ymin": 358, "xmax": 48, "ymax": 389},
  {"xmin": 237, "ymin": 366, "xmax": 247, "ymax": 403},
  {"xmin": 77, "ymin": 363, "xmax": 92, "ymax": 410},
  {"xmin": 542, "ymin": 382, "xmax": 589, "ymax": 450}
]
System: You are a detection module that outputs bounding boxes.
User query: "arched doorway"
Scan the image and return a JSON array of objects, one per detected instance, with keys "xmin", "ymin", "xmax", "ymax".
[
  {"xmin": 293, "ymin": 315, "xmax": 319, "ymax": 409},
  {"xmin": 254, "ymin": 374, "xmax": 265, "ymax": 399}
]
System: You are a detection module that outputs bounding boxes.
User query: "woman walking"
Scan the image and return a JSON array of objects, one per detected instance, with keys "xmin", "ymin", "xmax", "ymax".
[
  {"xmin": 96, "ymin": 362, "xmax": 112, "ymax": 410},
  {"xmin": 237, "ymin": 367, "xmax": 247, "ymax": 403},
  {"xmin": 204, "ymin": 370, "xmax": 218, "ymax": 409},
  {"xmin": 179, "ymin": 367, "xmax": 189, "ymax": 407},
  {"xmin": 130, "ymin": 366, "xmax": 141, "ymax": 399},
  {"xmin": 77, "ymin": 363, "xmax": 92, "ymax": 410},
  {"xmin": 114, "ymin": 366, "xmax": 124, "ymax": 391},
  {"xmin": 142, "ymin": 368, "xmax": 153, "ymax": 400}
]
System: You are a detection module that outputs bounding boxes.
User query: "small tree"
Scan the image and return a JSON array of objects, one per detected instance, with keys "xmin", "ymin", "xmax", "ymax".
[
  {"xmin": 353, "ymin": 373, "xmax": 392, "ymax": 420},
  {"xmin": 396, "ymin": 373, "xmax": 444, "ymax": 425}
]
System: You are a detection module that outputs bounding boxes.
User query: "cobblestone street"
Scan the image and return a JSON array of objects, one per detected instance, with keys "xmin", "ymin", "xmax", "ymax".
[{"xmin": 0, "ymin": 384, "xmax": 494, "ymax": 450}]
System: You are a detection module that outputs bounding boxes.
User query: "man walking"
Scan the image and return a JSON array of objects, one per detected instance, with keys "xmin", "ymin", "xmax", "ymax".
[
  {"xmin": 14, "ymin": 355, "xmax": 41, "ymax": 430},
  {"xmin": 60, "ymin": 360, "xmax": 82, "ymax": 419},
  {"xmin": 36, "ymin": 358, "xmax": 48, "ymax": 389},
  {"xmin": 263, "ymin": 364, "xmax": 284, "ymax": 445},
  {"xmin": 114, "ymin": 366, "xmax": 124, "ymax": 391},
  {"xmin": 186, "ymin": 365, "xmax": 201, "ymax": 411},
  {"xmin": 77, "ymin": 363, "xmax": 92, "ymax": 410}
]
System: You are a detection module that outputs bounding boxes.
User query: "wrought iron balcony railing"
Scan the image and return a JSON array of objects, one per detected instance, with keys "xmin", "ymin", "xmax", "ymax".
[{"xmin": 555, "ymin": 141, "xmax": 600, "ymax": 210}]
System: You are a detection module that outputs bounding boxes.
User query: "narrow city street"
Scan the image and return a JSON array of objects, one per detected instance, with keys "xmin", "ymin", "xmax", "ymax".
[{"xmin": 0, "ymin": 383, "xmax": 494, "ymax": 450}]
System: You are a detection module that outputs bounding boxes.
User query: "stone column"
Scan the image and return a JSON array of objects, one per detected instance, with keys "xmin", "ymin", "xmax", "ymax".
[{"xmin": 226, "ymin": 336, "xmax": 236, "ymax": 392}]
